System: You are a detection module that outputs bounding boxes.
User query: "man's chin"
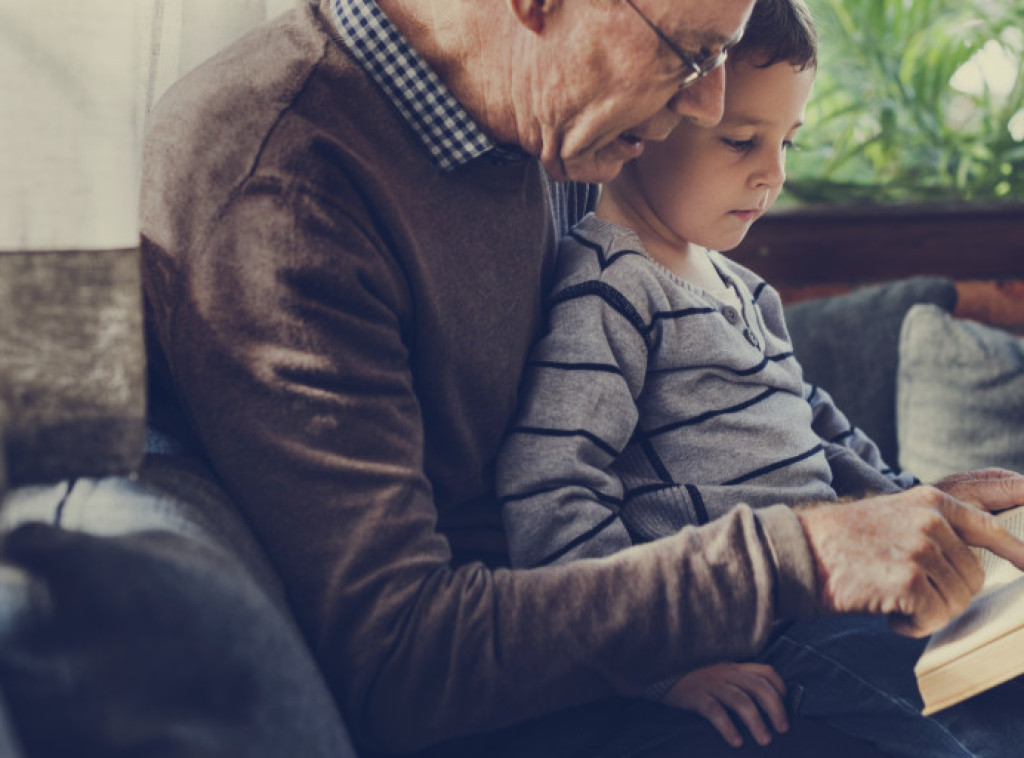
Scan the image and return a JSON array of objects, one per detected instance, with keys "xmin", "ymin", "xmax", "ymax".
[{"xmin": 551, "ymin": 154, "xmax": 629, "ymax": 185}]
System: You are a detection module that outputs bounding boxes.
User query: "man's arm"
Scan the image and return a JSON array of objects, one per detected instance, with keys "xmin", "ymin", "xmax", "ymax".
[{"xmin": 151, "ymin": 176, "xmax": 1024, "ymax": 748}]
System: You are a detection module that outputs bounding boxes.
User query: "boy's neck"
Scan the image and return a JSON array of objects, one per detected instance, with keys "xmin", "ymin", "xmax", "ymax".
[{"xmin": 595, "ymin": 190, "xmax": 740, "ymax": 306}]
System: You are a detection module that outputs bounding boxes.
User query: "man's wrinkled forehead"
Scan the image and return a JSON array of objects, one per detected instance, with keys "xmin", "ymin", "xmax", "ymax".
[{"xmin": 652, "ymin": 0, "xmax": 752, "ymax": 50}]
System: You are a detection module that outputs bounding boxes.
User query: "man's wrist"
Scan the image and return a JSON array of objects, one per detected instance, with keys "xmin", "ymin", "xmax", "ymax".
[{"xmin": 759, "ymin": 504, "xmax": 818, "ymax": 619}]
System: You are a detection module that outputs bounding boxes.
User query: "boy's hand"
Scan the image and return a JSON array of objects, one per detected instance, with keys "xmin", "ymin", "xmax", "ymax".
[{"xmin": 660, "ymin": 662, "xmax": 788, "ymax": 747}]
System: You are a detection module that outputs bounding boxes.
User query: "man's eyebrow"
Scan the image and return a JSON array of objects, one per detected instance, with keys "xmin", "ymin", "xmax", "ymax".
[
  {"xmin": 722, "ymin": 115, "xmax": 806, "ymax": 130},
  {"xmin": 694, "ymin": 29, "xmax": 745, "ymax": 50}
]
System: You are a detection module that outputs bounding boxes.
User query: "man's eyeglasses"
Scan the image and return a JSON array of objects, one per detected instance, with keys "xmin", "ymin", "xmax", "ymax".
[{"xmin": 624, "ymin": 0, "xmax": 730, "ymax": 90}]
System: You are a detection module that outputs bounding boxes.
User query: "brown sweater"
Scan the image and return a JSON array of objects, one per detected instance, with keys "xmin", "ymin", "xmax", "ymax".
[{"xmin": 140, "ymin": 1, "xmax": 817, "ymax": 752}]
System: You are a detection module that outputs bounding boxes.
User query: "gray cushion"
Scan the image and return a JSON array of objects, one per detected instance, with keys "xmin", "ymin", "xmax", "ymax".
[
  {"xmin": 785, "ymin": 276, "xmax": 958, "ymax": 469},
  {"xmin": 0, "ymin": 687, "xmax": 26, "ymax": 758},
  {"xmin": 897, "ymin": 304, "xmax": 1024, "ymax": 482},
  {"xmin": 0, "ymin": 463, "xmax": 358, "ymax": 758}
]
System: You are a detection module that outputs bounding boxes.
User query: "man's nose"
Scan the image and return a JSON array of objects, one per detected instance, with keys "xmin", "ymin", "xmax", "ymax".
[{"xmin": 667, "ymin": 65, "xmax": 726, "ymax": 128}]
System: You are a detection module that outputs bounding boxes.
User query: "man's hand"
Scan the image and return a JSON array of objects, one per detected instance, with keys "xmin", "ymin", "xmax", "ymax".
[
  {"xmin": 661, "ymin": 662, "xmax": 788, "ymax": 748},
  {"xmin": 797, "ymin": 470, "xmax": 1024, "ymax": 637}
]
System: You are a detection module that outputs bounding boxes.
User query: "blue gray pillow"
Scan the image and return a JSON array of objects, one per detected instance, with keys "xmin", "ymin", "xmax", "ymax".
[{"xmin": 897, "ymin": 304, "xmax": 1024, "ymax": 482}]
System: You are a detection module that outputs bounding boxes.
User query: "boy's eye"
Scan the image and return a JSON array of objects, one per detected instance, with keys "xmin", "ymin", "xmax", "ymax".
[{"xmin": 722, "ymin": 138, "xmax": 755, "ymax": 152}]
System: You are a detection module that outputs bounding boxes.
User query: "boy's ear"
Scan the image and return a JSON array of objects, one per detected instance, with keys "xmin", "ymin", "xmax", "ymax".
[{"xmin": 508, "ymin": 0, "xmax": 562, "ymax": 34}]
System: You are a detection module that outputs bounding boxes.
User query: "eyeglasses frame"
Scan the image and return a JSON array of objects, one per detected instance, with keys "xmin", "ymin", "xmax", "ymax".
[{"xmin": 623, "ymin": 0, "xmax": 731, "ymax": 90}]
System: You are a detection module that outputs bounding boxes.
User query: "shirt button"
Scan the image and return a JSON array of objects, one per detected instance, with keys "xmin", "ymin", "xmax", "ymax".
[
  {"xmin": 744, "ymin": 328, "xmax": 761, "ymax": 349},
  {"xmin": 722, "ymin": 306, "xmax": 740, "ymax": 324}
]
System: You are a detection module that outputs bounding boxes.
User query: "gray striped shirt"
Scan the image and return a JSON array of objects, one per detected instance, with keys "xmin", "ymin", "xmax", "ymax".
[{"xmin": 498, "ymin": 214, "xmax": 915, "ymax": 569}]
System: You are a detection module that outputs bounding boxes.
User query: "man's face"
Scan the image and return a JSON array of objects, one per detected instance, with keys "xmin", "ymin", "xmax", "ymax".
[
  {"xmin": 626, "ymin": 58, "xmax": 816, "ymax": 253},
  {"xmin": 532, "ymin": 0, "xmax": 754, "ymax": 184}
]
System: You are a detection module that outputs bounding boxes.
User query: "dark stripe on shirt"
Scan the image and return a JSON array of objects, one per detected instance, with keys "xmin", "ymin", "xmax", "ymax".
[
  {"xmin": 638, "ymin": 435, "xmax": 674, "ymax": 483},
  {"xmin": 650, "ymin": 306, "xmax": 718, "ymax": 328},
  {"xmin": 649, "ymin": 351, "xmax": 794, "ymax": 378},
  {"xmin": 647, "ymin": 387, "xmax": 781, "ymax": 437},
  {"xmin": 551, "ymin": 281, "xmax": 651, "ymax": 350},
  {"xmin": 509, "ymin": 425, "xmax": 619, "ymax": 458},
  {"xmin": 530, "ymin": 359, "xmax": 623, "ymax": 376},
  {"xmin": 685, "ymin": 484, "xmax": 710, "ymax": 524},
  {"xmin": 830, "ymin": 427, "xmax": 856, "ymax": 445},
  {"xmin": 534, "ymin": 512, "xmax": 623, "ymax": 567},
  {"xmin": 568, "ymin": 230, "xmax": 644, "ymax": 270},
  {"xmin": 721, "ymin": 443, "xmax": 825, "ymax": 486}
]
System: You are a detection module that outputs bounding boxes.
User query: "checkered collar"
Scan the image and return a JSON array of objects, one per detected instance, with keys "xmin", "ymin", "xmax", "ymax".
[{"xmin": 329, "ymin": 0, "xmax": 524, "ymax": 172}]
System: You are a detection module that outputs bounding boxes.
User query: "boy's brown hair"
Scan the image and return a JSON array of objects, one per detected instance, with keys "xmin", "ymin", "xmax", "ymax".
[{"xmin": 731, "ymin": 0, "xmax": 817, "ymax": 70}]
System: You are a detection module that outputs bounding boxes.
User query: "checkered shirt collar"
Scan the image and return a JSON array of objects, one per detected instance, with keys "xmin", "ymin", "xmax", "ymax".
[{"xmin": 330, "ymin": 0, "xmax": 519, "ymax": 172}]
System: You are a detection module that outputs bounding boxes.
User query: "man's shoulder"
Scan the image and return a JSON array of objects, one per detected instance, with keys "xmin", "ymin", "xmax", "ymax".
[
  {"xmin": 148, "ymin": 6, "xmax": 329, "ymax": 138},
  {"xmin": 141, "ymin": 4, "xmax": 413, "ymax": 235}
]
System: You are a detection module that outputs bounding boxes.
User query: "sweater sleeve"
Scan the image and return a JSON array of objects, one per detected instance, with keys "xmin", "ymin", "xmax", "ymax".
[{"xmin": 497, "ymin": 272, "xmax": 651, "ymax": 568}]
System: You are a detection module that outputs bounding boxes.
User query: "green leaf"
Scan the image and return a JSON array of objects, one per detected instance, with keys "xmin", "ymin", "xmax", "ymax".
[{"xmin": 791, "ymin": 0, "xmax": 1024, "ymax": 204}]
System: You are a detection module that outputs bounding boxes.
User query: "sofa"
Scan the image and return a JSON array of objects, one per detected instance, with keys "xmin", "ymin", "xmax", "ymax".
[{"xmin": 0, "ymin": 257, "xmax": 1021, "ymax": 756}]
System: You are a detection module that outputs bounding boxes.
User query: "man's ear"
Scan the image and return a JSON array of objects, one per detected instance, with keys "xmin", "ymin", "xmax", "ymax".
[{"xmin": 508, "ymin": 0, "xmax": 562, "ymax": 34}]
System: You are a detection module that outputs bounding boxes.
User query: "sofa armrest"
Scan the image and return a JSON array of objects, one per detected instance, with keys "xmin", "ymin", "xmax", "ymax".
[
  {"xmin": 0, "ymin": 460, "xmax": 358, "ymax": 758},
  {"xmin": 0, "ymin": 248, "xmax": 145, "ymax": 487}
]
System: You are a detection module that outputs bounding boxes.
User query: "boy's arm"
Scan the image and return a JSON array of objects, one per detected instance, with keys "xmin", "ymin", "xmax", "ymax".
[
  {"xmin": 805, "ymin": 382, "xmax": 918, "ymax": 489},
  {"xmin": 747, "ymin": 272, "xmax": 916, "ymax": 488},
  {"xmin": 497, "ymin": 277, "xmax": 647, "ymax": 567}
]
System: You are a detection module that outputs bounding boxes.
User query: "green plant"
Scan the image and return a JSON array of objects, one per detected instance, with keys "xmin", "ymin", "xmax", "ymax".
[{"xmin": 783, "ymin": 0, "xmax": 1024, "ymax": 204}]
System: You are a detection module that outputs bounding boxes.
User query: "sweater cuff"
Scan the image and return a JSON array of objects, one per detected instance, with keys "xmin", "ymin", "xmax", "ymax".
[
  {"xmin": 642, "ymin": 674, "xmax": 681, "ymax": 702},
  {"xmin": 756, "ymin": 504, "xmax": 817, "ymax": 620}
]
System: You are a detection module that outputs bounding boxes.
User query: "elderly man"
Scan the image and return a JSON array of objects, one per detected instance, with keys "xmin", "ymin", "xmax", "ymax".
[{"xmin": 140, "ymin": 0, "xmax": 1024, "ymax": 755}]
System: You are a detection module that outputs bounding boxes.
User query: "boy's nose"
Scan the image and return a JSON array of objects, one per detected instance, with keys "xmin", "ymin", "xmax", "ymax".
[{"xmin": 756, "ymin": 150, "xmax": 787, "ymax": 188}]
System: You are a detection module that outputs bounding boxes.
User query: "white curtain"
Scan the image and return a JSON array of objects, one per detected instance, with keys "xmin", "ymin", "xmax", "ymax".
[{"xmin": 0, "ymin": 0, "xmax": 296, "ymax": 251}]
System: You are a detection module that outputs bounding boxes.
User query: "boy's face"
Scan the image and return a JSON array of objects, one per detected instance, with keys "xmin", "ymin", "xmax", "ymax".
[{"xmin": 619, "ymin": 57, "xmax": 815, "ymax": 252}]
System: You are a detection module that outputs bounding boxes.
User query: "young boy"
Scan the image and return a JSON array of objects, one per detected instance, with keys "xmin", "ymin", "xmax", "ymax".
[{"xmin": 498, "ymin": 0, "xmax": 918, "ymax": 749}]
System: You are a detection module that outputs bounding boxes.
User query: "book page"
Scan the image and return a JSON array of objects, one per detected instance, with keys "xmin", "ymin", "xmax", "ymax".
[
  {"xmin": 917, "ymin": 507, "xmax": 1024, "ymax": 675},
  {"xmin": 974, "ymin": 506, "xmax": 1024, "ymax": 595},
  {"xmin": 916, "ymin": 574, "xmax": 1024, "ymax": 673}
]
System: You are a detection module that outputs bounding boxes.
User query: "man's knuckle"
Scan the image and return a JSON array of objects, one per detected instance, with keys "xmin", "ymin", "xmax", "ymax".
[
  {"xmin": 904, "ymin": 534, "xmax": 936, "ymax": 561},
  {"xmin": 896, "ymin": 565, "xmax": 927, "ymax": 596},
  {"xmin": 980, "ymin": 513, "xmax": 1006, "ymax": 538},
  {"xmin": 915, "ymin": 486, "xmax": 946, "ymax": 509}
]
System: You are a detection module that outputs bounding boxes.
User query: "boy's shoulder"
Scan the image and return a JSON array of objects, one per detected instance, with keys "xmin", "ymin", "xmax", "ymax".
[
  {"xmin": 554, "ymin": 216, "xmax": 723, "ymax": 322},
  {"xmin": 560, "ymin": 214, "xmax": 646, "ymax": 267},
  {"xmin": 556, "ymin": 214, "xmax": 658, "ymax": 289}
]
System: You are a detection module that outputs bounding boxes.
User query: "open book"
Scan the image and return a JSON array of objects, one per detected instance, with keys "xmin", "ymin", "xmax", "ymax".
[{"xmin": 915, "ymin": 506, "xmax": 1024, "ymax": 716}]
